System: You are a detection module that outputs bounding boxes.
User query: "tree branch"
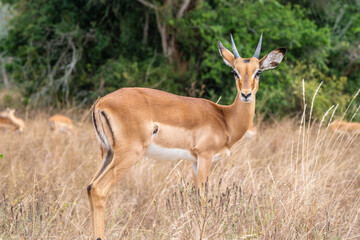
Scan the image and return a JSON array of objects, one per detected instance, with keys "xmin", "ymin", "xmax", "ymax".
[
  {"xmin": 136, "ymin": 0, "xmax": 156, "ymax": 10},
  {"xmin": 177, "ymin": 0, "xmax": 191, "ymax": 19},
  {"xmin": 142, "ymin": 11, "xmax": 150, "ymax": 45}
]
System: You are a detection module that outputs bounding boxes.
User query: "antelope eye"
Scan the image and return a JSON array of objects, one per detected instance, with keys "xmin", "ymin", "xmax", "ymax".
[
  {"xmin": 255, "ymin": 71, "xmax": 261, "ymax": 78},
  {"xmin": 231, "ymin": 70, "xmax": 239, "ymax": 78}
]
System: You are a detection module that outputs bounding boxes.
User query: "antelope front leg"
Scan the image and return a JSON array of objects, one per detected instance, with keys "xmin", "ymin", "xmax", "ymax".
[
  {"xmin": 193, "ymin": 153, "xmax": 213, "ymax": 189},
  {"xmin": 192, "ymin": 153, "xmax": 213, "ymax": 240}
]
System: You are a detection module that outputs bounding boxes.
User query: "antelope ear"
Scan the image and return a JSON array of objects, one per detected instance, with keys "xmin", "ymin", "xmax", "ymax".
[
  {"xmin": 259, "ymin": 48, "xmax": 286, "ymax": 71},
  {"xmin": 218, "ymin": 41, "xmax": 236, "ymax": 67}
]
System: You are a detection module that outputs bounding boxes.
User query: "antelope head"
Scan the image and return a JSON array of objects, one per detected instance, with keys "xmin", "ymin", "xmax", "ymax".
[
  {"xmin": 0, "ymin": 108, "xmax": 25, "ymax": 132},
  {"xmin": 0, "ymin": 108, "xmax": 16, "ymax": 118},
  {"xmin": 218, "ymin": 34, "xmax": 286, "ymax": 103}
]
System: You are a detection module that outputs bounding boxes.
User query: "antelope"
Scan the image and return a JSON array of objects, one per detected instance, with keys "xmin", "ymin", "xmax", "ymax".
[
  {"xmin": 0, "ymin": 108, "xmax": 25, "ymax": 132},
  {"xmin": 330, "ymin": 120, "xmax": 360, "ymax": 134},
  {"xmin": 87, "ymin": 34, "xmax": 286, "ymax": 239},
  {"xmin": 48, "ymin": 114, "xmax": 77, "ymax": 134}
]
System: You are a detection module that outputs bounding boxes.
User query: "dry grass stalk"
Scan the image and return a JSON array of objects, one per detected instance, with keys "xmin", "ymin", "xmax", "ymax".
[{"xmin": 0, "ymin": 89, "xmax": 359, "ymax": 238}]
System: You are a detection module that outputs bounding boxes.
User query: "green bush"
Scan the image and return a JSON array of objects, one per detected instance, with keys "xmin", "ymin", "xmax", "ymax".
[{"xmin": 0, "ymin": 0, "xmax": 358, "ymax": 121}]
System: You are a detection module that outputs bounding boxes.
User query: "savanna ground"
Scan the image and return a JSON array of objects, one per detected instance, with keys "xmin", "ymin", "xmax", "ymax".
[{"xmin": 0, "ymin": 106, "xmax": 359, "ymax": 239}]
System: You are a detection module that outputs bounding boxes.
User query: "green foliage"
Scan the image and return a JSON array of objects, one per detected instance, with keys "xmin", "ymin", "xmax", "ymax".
[
  {"xmin": 177, "ymin": 0, "xmax": 331, "ymax": 105},
  {"xmin": 259, "ymin": 62, "xmax": 350, "ymax": 119},
  {"xmin": 279, "ymin": 0, "xmax": 360, "ymax": 118},
  {"xmin": 0, "ymin": 0, "xmax": 358, "ymax": 120},
  {"xmin": 0, "ymin": 89, "xmax": 23, "ymax": 109},
  {"xmin": 2, "ymin": 93, "xmax": 12, "ymax": 105},
  {"xmin": 88, "ymin": 56, "xmax": 183, "ymax": 98},
  {"xmin": 1, "ymin": 0, "xmax": 161, "ymax": 107}
]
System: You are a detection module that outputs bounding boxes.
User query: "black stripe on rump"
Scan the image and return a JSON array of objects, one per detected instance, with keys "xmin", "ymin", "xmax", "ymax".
[
  {"xmin": 96, "ymin": 148, "xmax": 114, "ymax": 179},
  {"xmin": 92, "ymin": 99, "xmax": 101, "ymax": 140},
  {"xmin": 101, "ymin": 111, "xmax": 115, "ymax": 146}
]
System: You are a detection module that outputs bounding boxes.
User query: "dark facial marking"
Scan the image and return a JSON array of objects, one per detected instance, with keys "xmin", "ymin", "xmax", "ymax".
[{"xmin": 231, "ymin": 70, "xmax": 239, "ymax": 78}]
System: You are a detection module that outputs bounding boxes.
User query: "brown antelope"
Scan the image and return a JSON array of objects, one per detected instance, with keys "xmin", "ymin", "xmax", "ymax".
[
  {"xmin": 330, "ymin": 120, "xmax": 360, "ymax": 134},
  {"xmin": 87, "ymin": 34, "xmax": 286, "ymax": 239},
  {"xmin": 48, "ymin": 114, "xmax": 77, "ymax": 134},
  {"xmin": 0, "ymin": 108, "xmax": 25, "ymax": 132}
]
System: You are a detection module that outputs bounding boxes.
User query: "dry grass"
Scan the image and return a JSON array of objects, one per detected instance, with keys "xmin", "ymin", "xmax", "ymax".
[{"xmin": 0, "ymin": 109, "xmax": 359, "ymax": 239}]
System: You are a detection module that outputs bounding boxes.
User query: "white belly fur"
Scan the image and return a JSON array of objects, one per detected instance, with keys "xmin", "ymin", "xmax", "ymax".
[
  {"xmin": 144, "ymin": 125, "xmax": 229, "ymax": 163},
  {"xmin": 144, "ymin": 140, "xmax": 230, "ymax": 163},
  {"xmin": 144, "ymin": 137, "xmax": 196, "ymax": 162}
]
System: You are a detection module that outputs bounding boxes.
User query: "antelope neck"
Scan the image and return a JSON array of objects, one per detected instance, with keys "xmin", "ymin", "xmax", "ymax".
[
  {"xmin": 10, "ymin": 116, "xmax": 24, "ymax": 128},
  {"xmin": 220, "ymin": 93, "xmax": 255, "ymax": 147}
]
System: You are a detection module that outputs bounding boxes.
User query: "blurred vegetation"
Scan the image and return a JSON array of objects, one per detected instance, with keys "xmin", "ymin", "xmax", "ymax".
[{"xmin": 0, "ymin": 0, "xmax": 359, "ymax": 120}]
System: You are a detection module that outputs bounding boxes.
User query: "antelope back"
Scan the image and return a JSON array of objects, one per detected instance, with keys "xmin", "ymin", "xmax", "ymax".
[
  {"xmin": 48, "ymin": 114, "xmax": 77, "ymax": 133},
  {"xmin": 330, "ymin": 120, "xmax": 360, "ymax": 133}
]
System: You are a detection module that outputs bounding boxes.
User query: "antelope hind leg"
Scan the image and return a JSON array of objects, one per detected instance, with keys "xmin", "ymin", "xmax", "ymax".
[{"xmin": 87, "ymin": 148, "xmax": 143, "ymax": 240}]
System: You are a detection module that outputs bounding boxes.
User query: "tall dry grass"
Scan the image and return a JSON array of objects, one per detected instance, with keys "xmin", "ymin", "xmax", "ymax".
[{"xmin": 0, "ymin": 104, "xmax": 359, "ymax": 239}]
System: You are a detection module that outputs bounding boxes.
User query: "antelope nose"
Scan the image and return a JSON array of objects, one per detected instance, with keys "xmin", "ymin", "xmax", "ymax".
[{"xmin": 241, "ymin": 92, "xmax": 252, "ymax": 99}]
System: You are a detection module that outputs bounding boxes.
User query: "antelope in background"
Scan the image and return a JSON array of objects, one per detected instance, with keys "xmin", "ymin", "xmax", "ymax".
[
  {"xmin": 330, "ymin": 120, "xmax": 360, "ymax": 134},
  {"xmin": 0, "ymin": 108, "xmax": 25, "ymax": 132},
  {"xmin": 87, "ymin": 33, "xmax": 286, "ymax": 239},
  {"xmin": 48, "ymin": 114, "xmax": 77, "ymax": 134}
]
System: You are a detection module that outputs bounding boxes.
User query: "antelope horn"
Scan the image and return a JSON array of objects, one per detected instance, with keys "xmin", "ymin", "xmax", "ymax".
[
  {"xmin": 253, "ymin": 33, "xmax": 263, "ymax": 59},
  {"xmin": 230, "ymin": 34, "xmax": 240, "ymax": 59}
]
